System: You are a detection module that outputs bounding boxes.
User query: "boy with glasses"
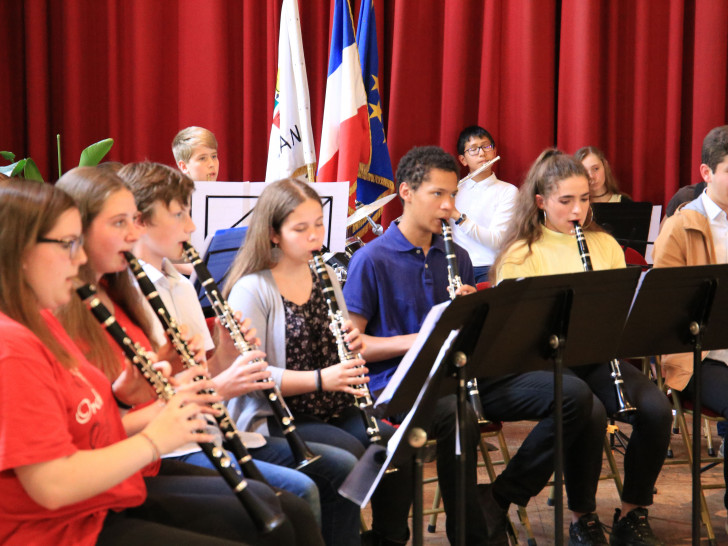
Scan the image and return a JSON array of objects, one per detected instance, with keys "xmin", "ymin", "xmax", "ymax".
[{"xmin": 453, "ymin": 126, "xmax": 517, "ymax": 283}]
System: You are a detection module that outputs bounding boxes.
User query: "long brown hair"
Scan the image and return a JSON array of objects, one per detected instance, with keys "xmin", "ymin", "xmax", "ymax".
[
  {"xmin": 222, "ymin": 178, "xmax": 322, "ymax": 298},
  {"xmin": 492, "ymin": 149, "xmax": 598, "ymax": 277},
  {"xmin": 0, "ymin": 179, "xmax": 78, "ymax": 368},
  {"xmin": 56, "ymin": 166, "xmax": 156, "ymax": 381},
  {"xmin": 574, "ymin": 146, "xmax": 628, "ymax": 198}
]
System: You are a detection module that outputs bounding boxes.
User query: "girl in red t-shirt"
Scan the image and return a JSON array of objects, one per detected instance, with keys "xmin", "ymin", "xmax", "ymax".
[{"xmin": 0, "ymin": 179, "xmax": 273, "ymax": 545}]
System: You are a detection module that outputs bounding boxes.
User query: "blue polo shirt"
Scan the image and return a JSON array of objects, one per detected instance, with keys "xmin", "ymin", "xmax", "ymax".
[{"xmin": 343, "ymin": 222, "xmax": 474, "ymax": 393}]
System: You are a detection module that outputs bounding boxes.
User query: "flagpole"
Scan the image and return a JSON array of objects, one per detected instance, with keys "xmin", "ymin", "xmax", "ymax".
[{"xmin": 307, "ymin": 163, "xmax": 316, "ymax": 182}]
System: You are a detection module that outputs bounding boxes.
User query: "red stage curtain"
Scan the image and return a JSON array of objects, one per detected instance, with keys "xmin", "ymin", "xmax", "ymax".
[
  {"xmin": 1, "ymin": 0, "xmax": 727, "ymax": 225},
  {"xmin": 557, "ymin": 0, "xmax": 728, "ymax": 207}
]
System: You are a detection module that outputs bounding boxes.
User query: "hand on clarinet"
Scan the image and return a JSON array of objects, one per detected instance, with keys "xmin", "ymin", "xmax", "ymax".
[
  {"xmin": 211, "ymin": 351, "xmax": 272, "ymax": 399},
  {"xmin": 112, "ymin": 355, "xmax": 169, "ymax": 408},
  {"xmin": 157, "ymin": 323, "xmax": 206, "ymax": 373},
  {"xmin": 321, "ymin": 358, "xmax": 370, "ymax": 396},
  {"xmin": 213, "ymin": 312, "xmax": 261, "ymax": 365},
  {"xmin": 339, "ymin": 319, "xmax": 366, "ymax": 354},
  {"xmin": 139, "ymin": 390, "xmax": 216, "ymax": 455},
  {"xmin": 454, "ymin": 284, "xmax": 477, "ymax": 296}
]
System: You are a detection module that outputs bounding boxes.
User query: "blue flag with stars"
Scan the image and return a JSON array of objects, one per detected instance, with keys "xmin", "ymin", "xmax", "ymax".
[{"xmin": 355, "ymin": 0, "xmax": 394, "ymax": 215}]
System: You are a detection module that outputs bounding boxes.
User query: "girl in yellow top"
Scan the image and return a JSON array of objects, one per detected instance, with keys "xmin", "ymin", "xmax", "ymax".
[{"xmin": 488, "ymin": 150, "xmax": 669, "ymax": 546}]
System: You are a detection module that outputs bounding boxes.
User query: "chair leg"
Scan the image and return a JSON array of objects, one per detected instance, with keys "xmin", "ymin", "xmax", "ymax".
[
  {"xmin": 675, "ymin": 398, "xmax": 716, "ymax": 544},
  {"xmin": 603, "ymin": 432, "xmax": 624, "ymax": 497},
  {"xmin": 427, "ymin": 484, "xmax": 442, "ymax": 533},
  {"xmin": 705, "ymin": 418, "xmax": 716, "ymax": 457}
]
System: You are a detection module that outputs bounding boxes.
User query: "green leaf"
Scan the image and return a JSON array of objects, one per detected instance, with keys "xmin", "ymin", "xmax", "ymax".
[
  {"xmin": 79, "ymin": 138, "xmax": 114, "ymax": 167},
  {"xmin": 0, "ymin": 159, "xmax": 26, "ymax": 177},
  {"xmin": 23, "ymin": 158, "xmax": 44, "ymax": 182},
  {"xmin": 1, "ymin": 151, "xmax": 15, "ymax": 162}
]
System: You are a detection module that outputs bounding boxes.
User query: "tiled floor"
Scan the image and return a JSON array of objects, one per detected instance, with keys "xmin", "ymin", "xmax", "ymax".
[{"xmin": 364, "ymin": 417, "xmax": 728, "ymax": 545}]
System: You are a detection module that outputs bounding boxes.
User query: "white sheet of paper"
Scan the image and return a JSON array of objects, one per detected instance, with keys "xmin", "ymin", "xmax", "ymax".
[{"xmin": 190, "ymin": 181, "xmax": 350, "ymax": 252}]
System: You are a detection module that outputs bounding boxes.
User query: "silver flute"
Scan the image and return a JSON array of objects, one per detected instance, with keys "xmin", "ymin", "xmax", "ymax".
[{"xmin": 572, "ymin": 221, "xmax": 636, "ymax": 415}]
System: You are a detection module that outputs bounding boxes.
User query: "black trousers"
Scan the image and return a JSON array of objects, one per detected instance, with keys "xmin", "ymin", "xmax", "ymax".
[
  {"xmin": 480, "ymin": 362, "xmax": 671, "ymax": 512},
  {"xmin": 681, "ymin": 357, "xmax": 728, "ymax": 509},
  {"xmin": 97, "ymin": 463, "xmax": 323, "ymax": 545}
]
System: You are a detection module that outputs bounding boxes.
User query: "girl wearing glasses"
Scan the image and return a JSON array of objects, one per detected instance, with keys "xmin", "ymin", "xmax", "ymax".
[{"xmin": 0, "ymin": 179, "xmax": 291, "ymax": 544}]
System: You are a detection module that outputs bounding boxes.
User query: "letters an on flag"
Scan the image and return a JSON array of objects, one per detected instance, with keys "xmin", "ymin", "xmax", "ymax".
[
  {"xmin": 317, "ymin": 0, "xmax": 370, "ymax": 212},
  {"xmin": 265, "ymin": 0, "xmax": 316, "ymax": 182}
]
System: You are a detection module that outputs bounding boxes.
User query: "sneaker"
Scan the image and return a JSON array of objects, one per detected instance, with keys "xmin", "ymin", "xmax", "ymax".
[
  {"xmin": 476, "ymin": 484, "xmax": 509, "ymax": 546},
  {"xmin": 610, "ymin": 508, "xmax": 665, "ymax": 545},
  {"xmin": 569, "ymin": 513, "xmax": 608, "ymax": 545}
]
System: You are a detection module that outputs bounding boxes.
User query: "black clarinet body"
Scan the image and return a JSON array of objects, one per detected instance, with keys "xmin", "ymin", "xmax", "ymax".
[
  {"xmin": 572, "ymin": 221, "xmax": 636, "ymax": 416},
  {"xmin": 75, "ymin": 283, "xmax": 285, "ymax": 533},
  {"xmin": 441, "ymin": 220, "xmax": 488, "ymax": 423},
  {"xmin": 310, "ymin": 252, "xmax": 382, "ymax": 444},
  {"xmin": 124, "ymin": 252, "xmax": 271, "ymax": 485},
  {"xmin": 181, "ymin": 242, "xmax": 321, "ymax": 469}
]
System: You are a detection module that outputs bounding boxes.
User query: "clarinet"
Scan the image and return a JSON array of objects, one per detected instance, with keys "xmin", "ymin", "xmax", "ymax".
[
  {"xmin": 441, "ymin": 219, "xmax": 488, "ymax": 423},
  {"xmin": 124, "ymin": 252, "xmax": 271, "ymax": 485},
  {"xmin": 181, "ymin": 242, "xmax": 321, "ymax": 469},
  {"xmin": 310, "ymin": 252, "xmax": 382, "ymax": 444},
  {"xmin": 75, "ymin": 283, "xmax": 285, "ymax": 533},
  {"xmin": 572, "ymin": 221, "xmax": 636, "ymax": 415}
]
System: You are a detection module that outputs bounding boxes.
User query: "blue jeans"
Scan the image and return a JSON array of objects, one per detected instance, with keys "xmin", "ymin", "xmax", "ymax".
[
  {"xmin": 473, "ymin": 265, "xmax": 491, "ymax": 284},
  {"xmin": 251, "ymin": 434, "xmax": 360, "ymax": 546},
  {"xmin": 169, "ymin": 450, "xmax": 321, "ymax": 526}
]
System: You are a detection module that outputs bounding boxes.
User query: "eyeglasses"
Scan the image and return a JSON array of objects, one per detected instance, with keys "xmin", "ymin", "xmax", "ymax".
[
  {"xmin": 464, "ymin": 144, "xmax": 494, "ymax": 156},
  {"xmin": 37, "ymin": 235, "xmax": 85, "ymax": 259}
]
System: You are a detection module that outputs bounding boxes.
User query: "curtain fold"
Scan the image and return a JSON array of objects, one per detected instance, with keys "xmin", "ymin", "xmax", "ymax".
[{"xmin": 1, "ymin": 0, "xmax": 727, "ymax": 223}]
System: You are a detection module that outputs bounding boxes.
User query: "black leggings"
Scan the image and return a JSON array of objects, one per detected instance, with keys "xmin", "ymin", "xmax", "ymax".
[{"xmin": 97, "ymin": 469, "xmax": 322, "ymax": 545}]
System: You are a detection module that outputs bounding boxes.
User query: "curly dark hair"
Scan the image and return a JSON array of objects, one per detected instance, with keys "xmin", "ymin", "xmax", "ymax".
[{"xmin": 395, "ymin": 146, "xmax": 458, "ymax": 199}]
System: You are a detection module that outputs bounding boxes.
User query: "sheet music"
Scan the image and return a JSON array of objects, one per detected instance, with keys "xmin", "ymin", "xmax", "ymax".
[
  {"xmin": 644, "ymin": 205, "xmax": 662, "ymax": 264},
  {"xmin": 375, "ymin": 300, "xmax": 450, "ymax": 407},
  {"xmin": 357, "ymin": 327, "xmax": 459, "ymax": 507}
]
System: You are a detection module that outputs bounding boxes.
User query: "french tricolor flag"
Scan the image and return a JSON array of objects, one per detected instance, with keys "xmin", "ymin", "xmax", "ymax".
[{"xmin": 317, "ymin": 0, "xmax": 371, "ymax": 210}]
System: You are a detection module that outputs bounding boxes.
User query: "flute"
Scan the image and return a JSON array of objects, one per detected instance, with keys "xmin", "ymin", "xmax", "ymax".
[
  {"xmin": 310, "ymin": 252, "xmax": 382, "ymax": 443},
  {"xmin": 440, "ymin": 220, "xmax": 488, "ymax": 423},
  {"xmin": 572, "ymin": 221, "xmax": 636, "ymax": 415},
  {"xmin": 124, "ymin": 251, "xmax": 271, "ymax": 486},
  {"xmin": 181, "ymin": 242, "xmax": 321, "ymax": 469},
  {"xmin": 75, "ymin": 282, "xmax": 285, "ymax": 533},
  {"xmin": 458, "ymin": 156, "xmax": 501, "ymax": 186}
]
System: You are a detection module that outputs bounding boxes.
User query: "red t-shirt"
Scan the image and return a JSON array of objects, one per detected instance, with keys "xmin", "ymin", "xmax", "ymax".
[{"xmin": 0, "ymin": 311, "xmax": 146, "ymax": 546}]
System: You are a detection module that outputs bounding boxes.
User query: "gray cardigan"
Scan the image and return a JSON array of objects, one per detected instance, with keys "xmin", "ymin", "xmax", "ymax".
[{"xmin": 225, "ymin": 266, "xmax": 349, "ymax": 434}]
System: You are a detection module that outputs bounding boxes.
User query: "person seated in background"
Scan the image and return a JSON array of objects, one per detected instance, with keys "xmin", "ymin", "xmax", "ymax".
[
  {"xmin": 172, "ymin": 126, "xmax": 220, "ymax": 182},
  {"xmin": 452, "ymin": 125, "xmax": 517, "ymax": 283},
  {"xmin": 664, "ymin": 180, "xmax": 707, "ymax": 217},
  {"xmin": 575, "ymin": 146, "xmax": 632, "ymax": 203}
]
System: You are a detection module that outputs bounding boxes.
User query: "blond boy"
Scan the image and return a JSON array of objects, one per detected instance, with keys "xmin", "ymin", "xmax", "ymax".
[{"xmin": 172, "ymin": 126, "xmax": 220, "ymax": 181}]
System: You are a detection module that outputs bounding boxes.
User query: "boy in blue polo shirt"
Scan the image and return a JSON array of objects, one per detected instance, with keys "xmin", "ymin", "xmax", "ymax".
[{"xmin": 343, "ymin": 146, "xmax": 491, "ymax": 544}]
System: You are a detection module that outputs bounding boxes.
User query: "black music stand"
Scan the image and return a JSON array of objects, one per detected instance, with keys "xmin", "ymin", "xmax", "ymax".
[
  {"xmin": 617, "ymin": 265, "xmax": 728, "ymax": 545},
  {"xmin": 592, "ymin": 202, "xmax": 653, "ymax": 255},
  {"xmin": 342, "ymin": 268, "xmax": 641, "ymax": 545}
]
